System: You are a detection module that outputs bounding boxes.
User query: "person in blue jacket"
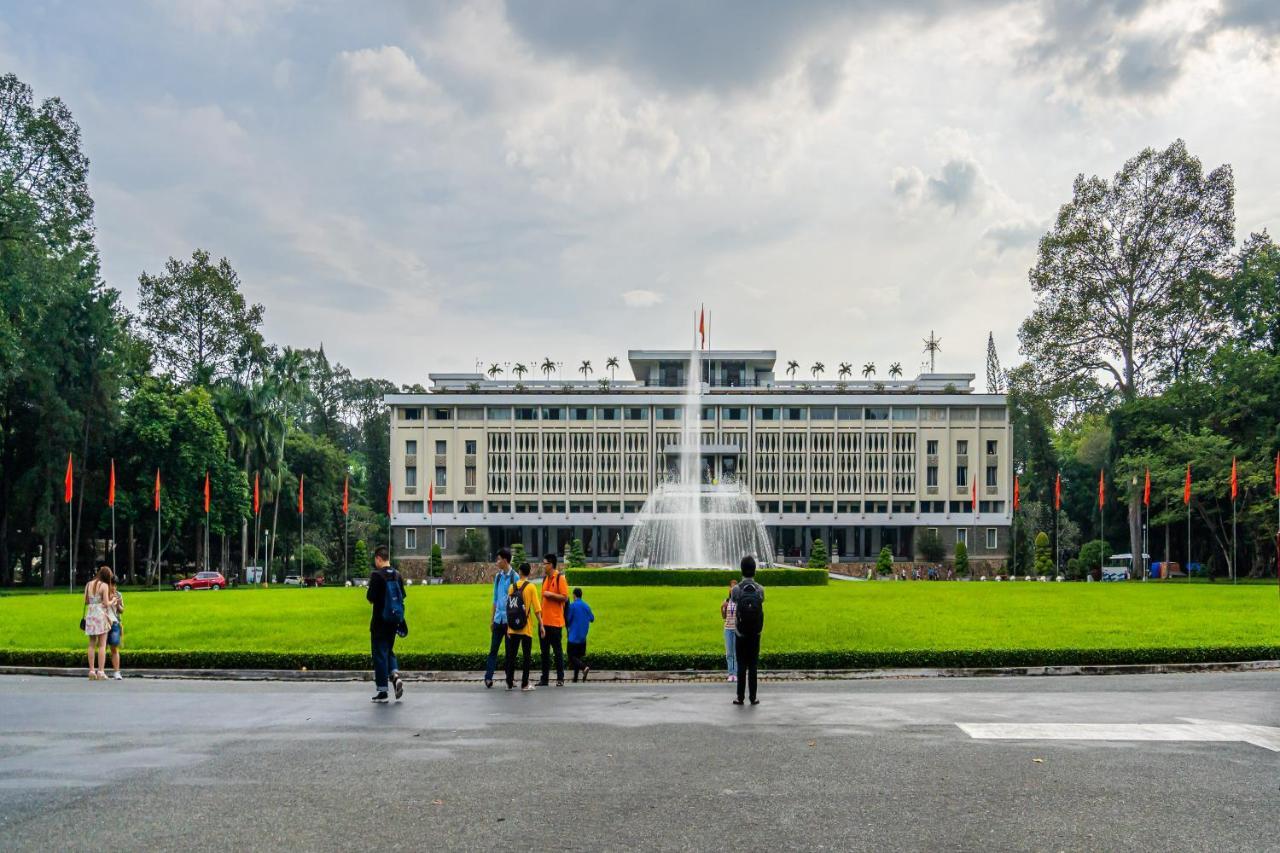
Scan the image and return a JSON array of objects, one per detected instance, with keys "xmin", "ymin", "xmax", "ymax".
[
  {"xmin": 564, "ymin": 587, "xmax": 594, "ymax": 682},
  {"xmin": 484, "ymin": 548, "xmax": 516, "ymax": 688}
]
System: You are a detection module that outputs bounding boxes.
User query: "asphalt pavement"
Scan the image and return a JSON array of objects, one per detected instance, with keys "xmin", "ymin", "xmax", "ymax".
[{"xmin": 1, "ymin": 671, "xmax": 1278, "ymax": 852}]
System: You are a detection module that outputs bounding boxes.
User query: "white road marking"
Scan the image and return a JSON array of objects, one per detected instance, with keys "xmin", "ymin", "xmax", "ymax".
[{"xmin": 957, "ymin": 719, "xmax": 1280, "ymax": 752}]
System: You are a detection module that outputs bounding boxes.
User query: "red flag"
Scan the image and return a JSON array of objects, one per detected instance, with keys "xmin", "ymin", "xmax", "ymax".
[
  {"xmin": 971, "ymin": 471, "xmax": 979, "ymax": 515},
  {"xmin": 1097, "ymin": 469, "xmax": 1105, "ymax": 509},
  {"xmin": 1183, "ymin": 464, "xmax": 1192, "ymax": 505},
  {"xmin": 698, "ymin": 305, "xmax": 705, "ymax": 349},
  {"xmin": 342, "ymin": 475, "xmax": 349, "ymax": 516},
  {"xmin": 1143, "ymin": 468, "xmax": 1150, "ymax": 507},
  {"xmin": 63, "ymin": 454, "xmax": 73, "ymax": 504},
  {"xmin": 253, "ymin": 472, "xmax": 260, "ymax": 516},
  {"xmin": 108, "ymin": 459, "xmax": 116, "ymax": 508},
  {"xmin": 386, "ymin": 482, "xmax": 393, "ymax": 517},
  {"xmin": 1013, "ymin": 475, "xmax": 1020, "ymax": 511},
  {"xmin": 297, "ymin": 474, "xmax": 304, "ymax": 516},
  {"xmin": 428, "ymin": 482, "xmax": 434, "ymax": 516},
  {"xmin": 1274, "ymin": 451, "xmax": 1279, "ymax": 498},
  {"xmin": 1230, "ymin": 457, "xmax": 1238, "ymax": 501},
  {"xmin": 203, "ymin": 472, "xmax": 210, "ymax": 514},
  {"xmin": 154, "ymin": 469, "xmax": 161, "ymax": 512},
  {"xmin": 1054, "ymin": 472, "xmax": 1061, "ymax": 511}
]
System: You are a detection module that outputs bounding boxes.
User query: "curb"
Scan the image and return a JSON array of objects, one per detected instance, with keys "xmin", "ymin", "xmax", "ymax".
[{"xmin": 2, "ymin": 659, "xmax": 1277, "ymax": 683}]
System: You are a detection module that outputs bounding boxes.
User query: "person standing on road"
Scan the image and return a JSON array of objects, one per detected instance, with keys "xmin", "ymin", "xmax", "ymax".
[
  {"xmin": 505, "ymin": 561, "xmax": 543, "ymax": 691},
  {"xmin": 565, "ymin": 587, "xmax": 594, "ymax": 682},
  {"xmin": 366, "ymin": 546, "xmax": 407, "ymax": 703},
  {"xmin": 721, "ymin": 579, "xmax": 738, "ymax": 683},
  {"xmin": 538, "ymin": 553, "xmax": 569, "ymax": 687},
  {"xmin": 484, "ymin": 547, "xmax": 517, "ymax": 688},
  {"xmin": 731, "ymin": 556, "xmax": 764, "ymax": 706},
  {"xmin": 106, "ymin": 564, "xmax": 125, "ymax": 680},
  {"xmin": 82, "ymin": 565, "xmax": 113, "ymax": 680}
]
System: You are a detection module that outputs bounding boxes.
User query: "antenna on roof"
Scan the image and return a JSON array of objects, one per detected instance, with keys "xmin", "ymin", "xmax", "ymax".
[{"xmin": 923, "ymin": 331, "xmax": 942, "ymax": 373}]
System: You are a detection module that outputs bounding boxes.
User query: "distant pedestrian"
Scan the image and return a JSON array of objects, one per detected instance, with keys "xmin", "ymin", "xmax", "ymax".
[
  {"xmin": 106, "ymin": 564, "xmax": 125, "ymax": 680},
  {"xmin": 731, "ymin": 555, "xmax": 764, "ymax": 706},
  {"xmin": 366, "ymin": 546, "xmax": 407, "ymax": 703},
  {"xmin": 538, "ymin": 553, "xmax": 569, "ymax": 687},
  {"xmin": 505, "ymin": 562, "xmax": 543, "ymax": 691},
  {"xmin": 484, "ymin": 547, "xmax": 517, "ymax": 688},
  {"xmin": 82, "ymin": 565, "xmax": 113, "ymax": 680},
  {"xmin": 721, "ymin": 579, "xmax": 738, "ymax": 683},
  {"xmin": 565, "ymin": 587, "xmax": 594, "ymax": 682}
]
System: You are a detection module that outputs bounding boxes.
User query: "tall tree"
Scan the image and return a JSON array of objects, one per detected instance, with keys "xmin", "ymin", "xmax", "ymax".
[
  {"xmin": 137, "ymin": 249, "xmax": 264, "ymax": 386},
  {"xmin": 985, "ymin": 332, "xmax": 1004, "ymax": 394}
]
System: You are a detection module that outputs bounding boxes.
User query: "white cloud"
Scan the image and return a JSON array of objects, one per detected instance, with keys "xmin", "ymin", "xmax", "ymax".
[
  {"xmin": 335, "ymin": 45, "xmax": 451, "ymax": 124},
  {"xmin": 622, "ymin": 289, "xmax": 666, "ymax": 307}
]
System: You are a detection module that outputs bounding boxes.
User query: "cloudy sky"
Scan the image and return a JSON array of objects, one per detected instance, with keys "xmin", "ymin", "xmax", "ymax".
[{"xmin": 3, "ymin": 0, "xmax": 1278, "ymax": 386}]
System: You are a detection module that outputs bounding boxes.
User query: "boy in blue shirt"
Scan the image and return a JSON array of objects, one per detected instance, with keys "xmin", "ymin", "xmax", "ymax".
[
  {"xmin": 565, "ymin": 587, "xmax": 594, "ymax": 682},
  {"xmin": 484, "ymin": 548, "xmax": 516, "ymax": 688}
]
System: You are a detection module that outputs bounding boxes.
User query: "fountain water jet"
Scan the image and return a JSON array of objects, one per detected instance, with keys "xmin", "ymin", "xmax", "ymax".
[{"xmin": 622, "ymin": 340, "xmax": 776, "ymax": 569}]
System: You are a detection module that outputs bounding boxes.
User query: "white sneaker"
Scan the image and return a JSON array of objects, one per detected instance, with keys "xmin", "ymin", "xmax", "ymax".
[{"xmin": 112, "ymin": 672, "xmax": 122, "ymax": 680}]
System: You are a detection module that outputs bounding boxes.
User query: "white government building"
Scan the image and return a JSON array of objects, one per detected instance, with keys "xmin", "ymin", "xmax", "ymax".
[{"xmin": 386, "ymin": 350, "xmax": 1011, "ymax": 566}]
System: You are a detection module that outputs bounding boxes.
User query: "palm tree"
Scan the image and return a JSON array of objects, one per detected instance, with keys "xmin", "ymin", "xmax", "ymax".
[
  {"xmin": 540, "ymin": 358, "xmax": 556, "ymax": 381},
  {"xmin": 579, "ymin": 360, "xmax": 592, "ymax": 380},
  {"xmin": 838, "ymin": 362, "xmax": 852, "ymax": 380},
  {"xmin": 487, "ymin": 363, "xmax": 503, "ymax": 380},
  {"xmin": 888, "ymin": 362, "xmax": 903, "ymax": 379},
  {"xmin": 512, "ymin": 363, "xmax": 528, "ymax": 381},
  {"xmin": 861, "ymin": 362, "xmax": 876, "ymax": 379},
  {"xmin": 605, "ymin": 356, "xmax": 620, "ymax": 380},
  {"xmin": 811, "ymin": 362, "xmax": 825, "ymax": 380},
  {"xmin": 786, "ymin": 360, "xmax": 799, "ymax": 380}
]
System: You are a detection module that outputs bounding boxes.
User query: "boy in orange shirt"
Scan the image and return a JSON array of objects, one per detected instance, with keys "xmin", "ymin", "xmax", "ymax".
[{"xmin": 538, "ymin": 553, "xmax": 570, "ymax": 687}]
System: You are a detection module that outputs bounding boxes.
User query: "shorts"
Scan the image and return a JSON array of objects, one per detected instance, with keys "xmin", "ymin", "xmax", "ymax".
[{"xmin": 107, "ymin": 622, "xmax": 122, "ymax": 647}]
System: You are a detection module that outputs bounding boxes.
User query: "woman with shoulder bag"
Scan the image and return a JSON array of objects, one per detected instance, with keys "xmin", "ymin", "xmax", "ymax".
[
  {"xmin": 106, "ymin": 565, "xmax": 125, "ymax": 680},
  {"xmin": 82, "ymin": 564, "xmax": 113, "ymax": 680}
]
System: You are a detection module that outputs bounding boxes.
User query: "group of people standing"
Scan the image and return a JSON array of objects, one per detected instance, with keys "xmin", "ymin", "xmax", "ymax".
[{"xmin": 82, "ymin": 563, "xmax": 125, "ymax": 680}]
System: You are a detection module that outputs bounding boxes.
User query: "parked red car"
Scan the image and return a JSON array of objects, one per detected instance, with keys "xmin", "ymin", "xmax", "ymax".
[{"xmin": 174, "ymin": 571, "xmax": 227, "ymax": 591}]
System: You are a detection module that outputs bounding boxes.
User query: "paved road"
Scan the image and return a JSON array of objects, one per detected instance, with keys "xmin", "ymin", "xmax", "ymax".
[{"xmin": 1, "ymin": 672, "xmax": 1278, "ymax": 852}]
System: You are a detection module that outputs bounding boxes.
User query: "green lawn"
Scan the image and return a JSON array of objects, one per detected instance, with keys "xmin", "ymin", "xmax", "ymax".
[{"xmin": 2, "ymin": 582, "xmax": 1278, "ymax": 670}]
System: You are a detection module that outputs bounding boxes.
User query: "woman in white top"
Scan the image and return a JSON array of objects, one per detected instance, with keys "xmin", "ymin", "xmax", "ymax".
[
  {"xmin": 720, "ymin": 579, "xmax": 738, "ymax": 683},
  {"xmin": 83, "ymin": 565, "xmax": 113, "ymax": 680}
]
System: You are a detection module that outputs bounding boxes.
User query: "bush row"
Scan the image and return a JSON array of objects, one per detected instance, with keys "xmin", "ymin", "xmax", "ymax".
[
  {"xmin": 4, "ymin": 644, "xmax": 1275, "ymax": 672},
  {"xmin": 565, "ymin": 568, "xmax": 828, "ymax": 586}
]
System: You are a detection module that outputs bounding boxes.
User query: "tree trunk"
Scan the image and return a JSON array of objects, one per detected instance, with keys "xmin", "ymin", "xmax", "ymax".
[
  {"xmin": 128, "ymin": 523, "xmax": 135, "ymax": 581},
  {"xmin": 42, "ymin": 532, "xmax": 54, "ymax": 589},
  {"xmin": 75, "ymin": 417, "xmax": 90, "ymax": 578}
]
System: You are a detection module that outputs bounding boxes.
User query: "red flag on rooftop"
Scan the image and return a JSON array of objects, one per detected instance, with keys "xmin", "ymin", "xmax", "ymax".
[
  {"xmin": 698, "ymin": 305, "xmax": 706, "ymax": 350},
  {"xmin": 154, "ymin": 469, "xmax": 161, "ymax": 512},
  {"xmin": 1143, "ymin": 468, "xmax": 1150, "ymax": 507},
  {"xmin": 297, "ymin": 474, "xmax": 304, "ymax": 516},
  {"xmin": 108, "ymin": 459, "xmax": 116, "ymax": 508},
  {"xmin": 203, "ymin": 472, "xmax": 210, "ymax": 514},
  {"xmin": 1054, "ymin": 472, "xmax": 1061, "ymax": 511},
  {"xmin": 1183, "ymin": 464, "xmax": 1192, "ymax": 505},
  {"xmin": 253, "ymin": 472, "xmax": 260, "ymax": 515},
  {"xmin": 1097, "ymin": 469, "xmax": 1105, "ymax": 509},
  {"xmin": 342, "ymin": 475, "xmax": 349, "ymax": 516},
  {"xmin": 1013, "ymin": 475, "xmax": 1020, "ymax": 511},
  {"xmin": 1230, "ymin": 457, "xmax": 1238, "ymax": 501},
  {"xmin": 63, "ymin": 454, "xmax": 73, "ymax": 504}
]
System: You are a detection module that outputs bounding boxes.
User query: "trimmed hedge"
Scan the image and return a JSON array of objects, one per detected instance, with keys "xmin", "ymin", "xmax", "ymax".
[
  {"xmin": 565, "ymin": 568, "xmax": 828, "ymax": 586},
  {"xmin": 5, "ymin": 644, "xmax": 1276, "ymax": 672}
]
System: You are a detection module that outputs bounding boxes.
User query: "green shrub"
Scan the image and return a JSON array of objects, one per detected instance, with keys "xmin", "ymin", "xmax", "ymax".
[
  {"xmin": 567, "ymin": 538, "xmax": 588, "ymax": 568},
  {"xmin": 301, "ymin": 544, "xmax": 329, "ymax": 575},
  {"xmin": 808, "ymin": 539, "xmax": 829, "ymax": 569},
  {"xmin": 352, "ymin": 540, "xmax": 370, "ymax": 578},
  {"xmin": 1077, "ymin": 540, "xmax": 1111, "ymax": 576},
  {"xmin": 1034, "ymin": 532, "xmax": 1053, "ymax": 576},
  {"xmin": 430, "ymin": 543, "xmax": 444, "ymax": 577},
  {"xmin": 917, "ymin": 530, "xmax": 945, "ymax": 563},
  {"xmin": 458, "ymin": 528, "xmax": 488, "ymax": 563},
  {"xmin": 954, "ymin": 541, "xmax": 969, "ymax": 576},
  {"xmin": 512, "ymin": 542, "xmax": 528, "ymax": 572},
  {"xmin": 876, "ymin": 546, "xmax": 894, "ymax": 575},
  {"xmin": 563, "ymin": 568, "xmax": 828, "ymax": 586}
]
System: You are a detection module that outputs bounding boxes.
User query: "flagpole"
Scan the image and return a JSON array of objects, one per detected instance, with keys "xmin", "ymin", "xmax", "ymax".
[
  {"xmin": 67, "ymin": 493, "xmax": 73, "ymax": 594},
  {"xmin": 1231, "ymin": 496, "xmax": 1237, "ymax": 586},
  {"xmin": 157, "ymin": 485, "xmax": 162, "ymax": 593},
  {"xmin": 1186, "ymin": 498, "xmax": 1191, "ymax": 584}
]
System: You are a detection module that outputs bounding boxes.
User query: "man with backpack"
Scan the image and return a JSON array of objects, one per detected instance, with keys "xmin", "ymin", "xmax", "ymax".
[
  {"xmin": 484, "ymin": 547, "xmax": 516, "ymax": 688},
  {"xmin": 504, "ymin": 561, "xmax": 543, "ymax": 691},
  {"xmin": 730, "ymin": 555, "xmax": 764, "ymax": 706},
  {"xmin": 366, "ymin": 546, "xmax": 407, "ymax": 703}
]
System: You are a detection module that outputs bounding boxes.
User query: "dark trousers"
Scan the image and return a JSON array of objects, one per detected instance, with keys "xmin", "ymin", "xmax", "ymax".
[
  {"xmin": 540, "ymin": 625, "xmax": 564, "ymax": 684},
  {"xmin": 371, "ymin": 632, "xmax": 399, "ymax": 691},
  {"xmin": 484, "ymin": 622, "xmax": 506, "ymax": 682},
  {"xmin": 735, "ymin": 633, "xmax": 760, "ymax": 702},
  {"xmin": 505, "ymin": 633, "xmax": 533, "ymax": 688},
  {"xmin": 567, "ymin": 641, "xmax": 588, "ymax": 680}
]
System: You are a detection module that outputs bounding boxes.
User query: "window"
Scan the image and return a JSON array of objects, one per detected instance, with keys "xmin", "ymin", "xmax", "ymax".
[
  {"xmin": 434, "ymin": 529, "xmax": 446, "ymax": 549},
  {"xmin": 405, "ymin": 529, "xmax": 417, "ymax": 550},
  {"xmin": 656, "ymin": 407, "xmax": 680, "ymax": 421},
  {"xmin": 926, "ymin": 439, "xmax": 938, "ymax": 455},
  {"xmin": 986, "ymin": 466, "xmax": 997, "ymax": 487},
  {"xmin": 465, "ymin": 440, "xmax": 477, "ymax": 455},
  {"xmin": 401, "ymin": 407, "xmax": 423, "ymax": 421},
  {"xmin": 836, "ymin": 501, "xmax": 860, "ymax": 513},
  {"xmin": 487, "ymin": 407, "xmax": 511, "ymax": 421},
  {"xmin": 950, "ymin": 407, "xmax": 976, "ymax": 422},
  {"xmin": 599, "ymin": 407, "xmax": 621, "ymax": 421},
  {"xmin": 431, "ymin": 408, "xmax": 452, "ymax": 421},
  {"xmin": 405, "ymin": 440, "xmax": 417, "ymax": 456},
  {"xmin": 570, "ymin": 501, "xmax": 593, "ymax": 513},
  {"xmin": 926, "ymin": 466, "xmax": 938, "ymax": 487},
  {"xmin": 985, "ymin": 528, "xmax": 998, "ymax": 550},
  {"xmin": 541, "ymin": 407, "xmax": 565, "ymax": 421},
  {"xmin": 956, "ymin": 466, "xmax": 968, "ymax": 487},
  {"xmin": 722, "ymin": 407, "xmax": 746, "ymax": 421},
  {"xmin": 396, "ymin": 501, "xmax": 423, "ymax": 513},
  {"xmin": 487, "ymin": 501, "xmax": 511, "ymax": 513},
  {"xmin": 956, "ymin": 528, "xmax": 968, "ymax": 546},
  {"xmin": 515, "ymin": 407, "xmax": 537, "ymax": 421},
  {"xmin": 435, "ymin": 467, "xmax": 447, "ymax": 487},
  {"xmin": 980, "ymin": 408, "xmax": 1006, "ymax": 423},
  {"xmin": 810, "ymin": 407, "xmax": 835, "ymax": 421},
  {"xmin": 891, "ymin": 407, "xmax": 917, "ymax": 421},
  {"xmin": 891, "ymin": 501, "xmax": 915, "ymax": 513},
  {"xmin": 625, "ymin": 407, "xmax": 648, "ymax": 421},
  {"xmin": 514, "ymin": 501, "xmax": 539, "ymax": 514},
  {"xmin": 986, "ymin": 440, "xmax": 998, "ymax": 456},
  {"xmin": 405, "ymin": 467, "xmax": 418, "ymax": 488},
  {"xmin": 956, "ymin": 440, "xmax": 968, "ymax": 455},
  {"xmin": 458, "ymin": 408, "xmax": 483, "ymax": 421},
  {"xmin": 755, "ymin": 407, "xmax": 779, "ymax": 421},
  {"xmin": 920, "ymin": 501, "xmax": 945, "ymax": 512},
  {"xmin": 702, "ymin": 406, "xmax": 716, "ymax": 422},
  {"xmin": 837, "ymin": 407, "xmax": 862, "ymax": 421},
  {"xmin": 435, "ymin": 440, "xmax": 447, "ymax": 455},
  {"xmin": 465, "ymin": 467, "xmax": 477, "ymax": 488},
  {"xmin": 864, "ymin": 407, "xmax": 889, "ymax": 421},
  {"xmin": 782, "ymin": 501, "xmax": 808, "ymax": 513},
  {"xmin": 784, "ymin": 407, "xmax": 806, "ymax": 421},
  {"xmin": 571, "ymin": 407, "xmax": 593, "ymax": 421}
]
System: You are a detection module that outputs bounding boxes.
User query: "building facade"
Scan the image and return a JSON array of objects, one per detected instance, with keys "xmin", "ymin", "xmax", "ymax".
[{"xmin": 386, "ymin": 350, "xmax": 1012, "ymax": 566}]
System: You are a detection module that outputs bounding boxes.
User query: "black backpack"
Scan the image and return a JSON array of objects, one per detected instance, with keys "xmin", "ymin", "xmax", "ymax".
[
  {"xmin": 506, "ymin": 581, "xmax": 529, "ymax": 631},
  {"xmin": 735, "ymin": 580, "xmax": 764, "ymax": 635}
]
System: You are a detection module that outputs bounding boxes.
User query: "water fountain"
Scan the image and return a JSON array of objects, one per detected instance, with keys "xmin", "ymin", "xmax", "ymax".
[{"xmin": 622, "ymin": 342, "xmax": 777, "ymax": 569}]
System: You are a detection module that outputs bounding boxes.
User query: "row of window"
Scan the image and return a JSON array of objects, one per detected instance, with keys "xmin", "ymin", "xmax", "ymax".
[
  {"xmin": 392, "ymin": 499, "xmax": 1006, "ymax": 515},
  {"xmin": 400, "ymin": 406, "xmax": 1007, "ymax": 423}
]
